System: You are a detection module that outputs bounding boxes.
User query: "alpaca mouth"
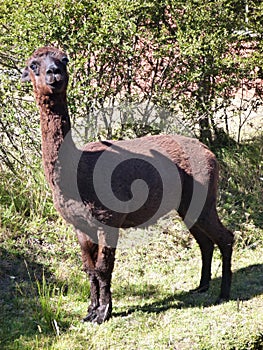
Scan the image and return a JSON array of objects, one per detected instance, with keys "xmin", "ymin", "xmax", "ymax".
[
  {"xmin": 46, "ymin": 74, "xmax": 66, "ymax": 90},
  {"xmin": 47, "ymin": 79, "xmax": 65, "ymax": 91},
  {"xmin": 49, "ymin": 80, "xmax": 63, "ymax": 88}
]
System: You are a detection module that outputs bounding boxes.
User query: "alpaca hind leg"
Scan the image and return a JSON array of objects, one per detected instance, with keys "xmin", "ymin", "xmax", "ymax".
[
  {"xmin": 215, "ymin": 222, "xmax": 234, "ymax": 302},
  {"xmin": 189, "ymin": 225, "xmax": 214, "ymax": 293},
  {"xmin": 197, "ymin": 213, "xmax": 234, "ymax": 302}
]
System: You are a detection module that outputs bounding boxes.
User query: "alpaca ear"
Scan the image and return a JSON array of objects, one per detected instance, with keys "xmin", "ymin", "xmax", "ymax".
[
  {"xmin": 62, "ymin": 57, "xmax": 69, "ymax": 65},
  {"xmin": 21, "ymin": 67, "xmax": 31, "ymax": 82}
]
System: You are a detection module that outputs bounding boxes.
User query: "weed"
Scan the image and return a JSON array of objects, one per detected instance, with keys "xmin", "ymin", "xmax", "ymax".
[{"xmin": 35, "ymin": 273, "xmax": 65, "ymax": 335}]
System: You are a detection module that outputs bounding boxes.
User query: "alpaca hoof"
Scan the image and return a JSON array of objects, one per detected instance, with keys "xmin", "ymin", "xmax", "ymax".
[
  {"xmin": 215, "ymin": 296, "xmax": 229, "ymax": 305},
  {"xmin": 91, "ymin": 304, "xmax": 112, "ymax": 324},
  {"xmin": 82, "ymin": 309, "xmax": 97, "ymax": 323},
  {"xmin": 190, "ymin": 284, "xmax": 209, "ymax": 294}
]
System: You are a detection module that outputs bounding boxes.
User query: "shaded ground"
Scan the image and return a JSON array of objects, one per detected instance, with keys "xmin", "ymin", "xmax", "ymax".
[{"xmin": 0, "ymin": 248, "xmax": 55, "ymax": 347}]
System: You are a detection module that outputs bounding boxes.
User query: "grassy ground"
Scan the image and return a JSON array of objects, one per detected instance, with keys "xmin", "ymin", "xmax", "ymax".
[
  {"xmin": 0, "ymin": 221, "xmax": 262, "ymax": 350},
  {"xmin": 0, "ymin": 137, "xmax": 262, "ymax": 350}
]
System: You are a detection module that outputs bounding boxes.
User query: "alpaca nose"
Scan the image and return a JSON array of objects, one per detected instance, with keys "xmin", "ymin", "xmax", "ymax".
[
  {"xmin": 46, "ymin": 64, "xmax": 62, "ymax": 76},
  {"xmin": 46, "ymin": 64, "xmax": 62, "ymax": 84}
]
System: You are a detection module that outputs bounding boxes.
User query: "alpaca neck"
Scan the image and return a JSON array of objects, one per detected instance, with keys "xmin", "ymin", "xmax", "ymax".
[{"xmin": 38, "ymin": 93, "xmax": 75, "ymax": 188}]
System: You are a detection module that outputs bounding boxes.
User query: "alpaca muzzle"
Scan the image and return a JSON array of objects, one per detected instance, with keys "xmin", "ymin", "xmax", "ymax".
[{"xmin": 45, "ymin": 65, "xmax": 63, "ymax": 86}]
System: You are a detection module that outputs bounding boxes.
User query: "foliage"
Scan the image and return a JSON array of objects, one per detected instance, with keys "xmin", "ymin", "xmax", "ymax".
[
  {"xmin": 216, "ymin": 134, "xmax": 263, "ymax": 248},
  {"xmin": 0, "ymin": 0, "xmax": 263, "ymax": 169}
]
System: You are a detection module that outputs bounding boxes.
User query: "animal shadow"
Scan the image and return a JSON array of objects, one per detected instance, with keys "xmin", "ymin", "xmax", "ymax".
[{"xmin": 113, "ymin": 263, "xmax": 263, "ymax": 317}]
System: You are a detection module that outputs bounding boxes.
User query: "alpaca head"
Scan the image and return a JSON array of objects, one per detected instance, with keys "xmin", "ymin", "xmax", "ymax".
[{"xmin": 22, "ymin": 47, "xmax": 69, "ymax": 97}]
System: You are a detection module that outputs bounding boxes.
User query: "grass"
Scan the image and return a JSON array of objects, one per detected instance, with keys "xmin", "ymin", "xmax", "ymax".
[
  {"xmin": 0, "ymin": 136, "xmax": 262, "ymax": 349},
  {"xmin": 1, "ymin": 228, "xmax": 262, "ymax": 350}
]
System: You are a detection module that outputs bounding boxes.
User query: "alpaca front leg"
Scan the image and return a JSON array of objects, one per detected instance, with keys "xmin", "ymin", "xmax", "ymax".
[
  {"xmin": 82, "ymin": 272, "xmax": 100, "ymax": 322},
  {"xmin": 92, "ymin": 229, "xmax": 118, "ymax": 324},
  {"xmin": 76, "ymin": 231, "xmax": 100, "ymax": 322},
  {"xmin": 93, "ymin": 247, "xmax": 116, "ymax": 323}
]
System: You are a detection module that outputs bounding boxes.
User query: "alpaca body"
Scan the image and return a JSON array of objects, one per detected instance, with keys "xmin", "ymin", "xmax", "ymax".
[
  {"xmin": 22, "ymin": 47, "xmax": 234, "ymax": 324},
  {"xmin": 75, "ymin": 134, "xmax": 215, "ymax": 229},
  {"xmin": 48, "ymin": 133, "xmax": 217, "ymax": 237}
]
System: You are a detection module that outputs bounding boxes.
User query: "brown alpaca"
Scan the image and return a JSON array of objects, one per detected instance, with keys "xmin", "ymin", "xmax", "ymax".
[{"xmin": 22, "ymin": 47, "xmax": 234, "ymax": 324}]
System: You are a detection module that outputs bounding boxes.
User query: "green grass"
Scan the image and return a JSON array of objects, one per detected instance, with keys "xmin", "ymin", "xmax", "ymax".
[
  {"xmin": 1, "ymin": 227, "xmax": 262, "ymax": 350},
  {"xmin": 0, "ymin": 136, "xmax": 262, "ymax": 349}
]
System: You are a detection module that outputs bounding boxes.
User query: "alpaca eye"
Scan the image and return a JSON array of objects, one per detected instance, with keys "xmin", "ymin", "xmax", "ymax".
[
  {"xmin": 30, "ymin": 62, "xmax": 39, "ymax": 74},
  {"xmin": 61, "ymin": 57, "xmax": 69, "ymax": 65}
]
